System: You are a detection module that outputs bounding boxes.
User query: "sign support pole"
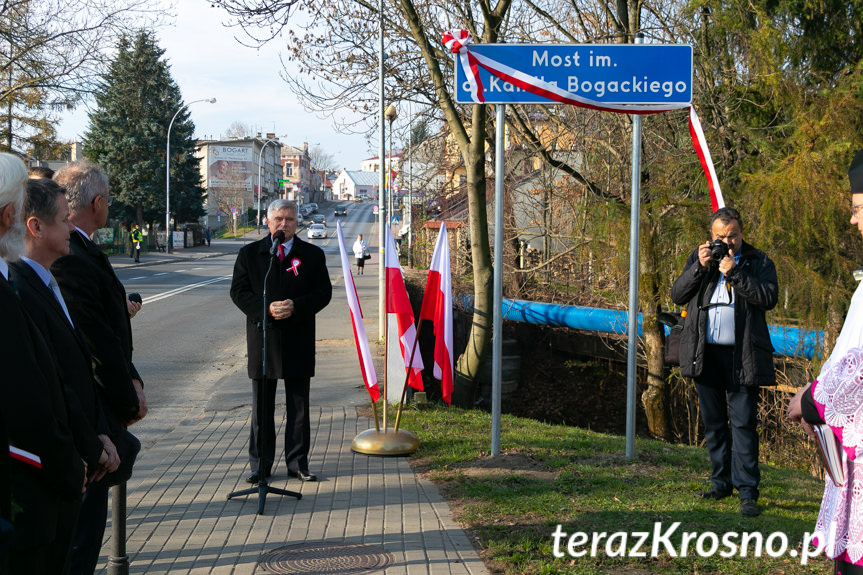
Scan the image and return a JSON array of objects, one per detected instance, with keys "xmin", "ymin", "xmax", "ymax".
[
  {"xmin": 491, "ymin": 104, "xmax": 505, "ymax": 456},
  {"xmin": 625, "ymin": 34, "xmax": 644, "ymax": 459}
]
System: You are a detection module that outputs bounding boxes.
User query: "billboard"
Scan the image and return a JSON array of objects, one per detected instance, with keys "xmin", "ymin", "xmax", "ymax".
[{"xmin": 208, "ymin": 145, "xmax": 253, "ymax": 190}]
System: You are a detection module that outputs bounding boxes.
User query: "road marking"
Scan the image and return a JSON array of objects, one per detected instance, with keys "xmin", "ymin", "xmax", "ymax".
[
  {"xmin": 130, "ymin": 276, "xmax": 146, "ymax": 280},
  {"xmin": 142, "ymin": 276, "xmax": 232, "ymax": 305},
  {"xmin": 154, "ymin": 272, "xmax": 169, "ymax": 276},
  {"xmin": 175, "ymin": 269, "xmax": 187, "ymax": 273}
]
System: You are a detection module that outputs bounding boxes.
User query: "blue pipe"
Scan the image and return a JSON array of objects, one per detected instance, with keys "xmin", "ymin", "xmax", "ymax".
[{"xmin": 457, "ymin": 295, "xmax": 823, "ymax": 359}]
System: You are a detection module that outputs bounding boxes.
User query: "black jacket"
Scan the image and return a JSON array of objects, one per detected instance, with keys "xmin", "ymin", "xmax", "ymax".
[
  {"xmin": 670, "ymin": 241, "xmax": 778, "ymax": 387},
  {"xmin": 9, "ymin": 260, "xmax": 109, "ymax": 468},
  {"xmin": 230, "ymin": 234, "xmax": 332, "ymax": 379},
  {"xmin": 0, "ymin": 273, "xmax": 85, "ymax": 547},
  {"xmin": 52, "ymin": 231, "xmax": 141, "ymax": 431}
]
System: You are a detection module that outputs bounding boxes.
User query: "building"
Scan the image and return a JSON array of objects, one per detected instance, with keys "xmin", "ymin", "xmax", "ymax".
[
  {"xmin": 360, "ymin": 152, "xmax": 401, "ymax": 175},
  {"xmin": 196, "ymin": 134, "xmax": 283, "ymax": 231},
  {"xmin": 280, "ymin": 143, "xmax": 313, "ymax": 204},
  {"xmin": 332, "ymin": 170, "xmax": 380, "ymax": 202}
]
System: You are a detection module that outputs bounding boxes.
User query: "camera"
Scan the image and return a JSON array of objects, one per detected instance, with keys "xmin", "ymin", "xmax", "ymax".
[{"xmin": 708, "ymin": 239, "xmax": 729, "ymax": 262}]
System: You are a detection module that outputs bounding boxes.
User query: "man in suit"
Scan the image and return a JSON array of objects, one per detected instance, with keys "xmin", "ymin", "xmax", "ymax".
[
  {"xmin": 52, "ymin": 159, "xmax": 147, "ymax": 432},
  {"xmin": 10, "ymin": 178, "xmax": 120, "ymax": 574},
  {"xmin": 231, "ymin": 199, "xmax": 332, "ymax": 483},
  {"xmin": 0, "ymin": 153, "xmax": 86, "ymax": 574},
  {"xmin": 51, "ymin": 159, "xmax": 147, "ymax": 572}
]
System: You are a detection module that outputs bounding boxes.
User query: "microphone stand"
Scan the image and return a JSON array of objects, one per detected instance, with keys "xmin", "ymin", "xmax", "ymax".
[{"xmin": 228, "ymin": 243, "xmax": 301, "ymax": 514}]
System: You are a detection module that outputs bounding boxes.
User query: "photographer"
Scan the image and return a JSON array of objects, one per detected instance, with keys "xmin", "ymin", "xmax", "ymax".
[{"xmin": 670, "ymin": 207, "xmax": 778, "ymax": 517}]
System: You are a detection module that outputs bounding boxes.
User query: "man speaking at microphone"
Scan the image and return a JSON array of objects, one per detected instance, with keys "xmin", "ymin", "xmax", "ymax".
[{"xmin": 230, "ymin": 199, "xmax": 332, "ymax": 484}]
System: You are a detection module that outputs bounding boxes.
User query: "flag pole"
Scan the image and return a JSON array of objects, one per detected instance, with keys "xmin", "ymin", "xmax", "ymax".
[
  {"xmin": 393, "ymin": 317, "xmax": 424, "ymax": 432},
  {"xmin": 382, "ymin": 262, "xmax": 389, "ymax": 432},
  {"xmin": 371, "ymin": 398, "xmax": 380, "ymax": 433}
]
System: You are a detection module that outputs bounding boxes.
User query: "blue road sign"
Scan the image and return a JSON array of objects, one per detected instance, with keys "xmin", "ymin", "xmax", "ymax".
[{"xmin": 455, "ymin": 44, "xmax": 692, "ymax": 105}]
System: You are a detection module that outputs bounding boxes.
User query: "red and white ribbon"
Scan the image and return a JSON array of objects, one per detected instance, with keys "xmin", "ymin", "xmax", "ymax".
[
  {"xmin": 443, "ymin": 29, "xmax": 724, "ymax": 211},
  {"xmin": 289, "ymin": 258, "xmax": 301, "ymax": 276},
  {"xmin": 9, "ymin": 445, "xmax": 42, "ymax": 470}
]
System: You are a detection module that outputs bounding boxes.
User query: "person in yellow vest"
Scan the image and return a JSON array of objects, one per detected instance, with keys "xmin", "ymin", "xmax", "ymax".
[{"xmin": 129, "ymin": 224, "xmax": 142, "ymax": 263}]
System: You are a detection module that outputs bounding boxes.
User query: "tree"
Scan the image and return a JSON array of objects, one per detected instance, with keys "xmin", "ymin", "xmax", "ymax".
[
  {"xmin": 0, "ymin": 0, "xmax": 162, "ymax": 155},
  {"xmin": 224, "ymin": 120, "xmax": 250, "ymax": 139},
  {"xmin": 83, "ymin": 31, "xmax": 205, "ymax": 226},
  {"xmin": 211, "ymin": 0, "xmax": 863, "ymax": 427},
  {"xmin": 308, "ymin": 144, "xmax": 338, "ymax": 171}
]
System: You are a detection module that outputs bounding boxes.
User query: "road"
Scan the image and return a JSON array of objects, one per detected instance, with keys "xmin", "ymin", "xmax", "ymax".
[{"xmin": 118, "ymin": 201, "xmax": 382, "ymax": 451}]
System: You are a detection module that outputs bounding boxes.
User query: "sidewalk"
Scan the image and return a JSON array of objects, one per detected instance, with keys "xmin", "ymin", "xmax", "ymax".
[{"xmin": 98, "ymin": 233, "xmax": 488, "ymax": 574}]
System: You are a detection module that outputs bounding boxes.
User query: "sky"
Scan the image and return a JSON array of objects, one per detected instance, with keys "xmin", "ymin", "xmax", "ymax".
[{"xmin": 55, "ymin": 2, "xmax": 376, "ymax": 171}]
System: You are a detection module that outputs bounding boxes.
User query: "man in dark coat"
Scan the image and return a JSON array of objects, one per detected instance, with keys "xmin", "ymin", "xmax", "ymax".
[
  {"xmin": 51, "ymin": 159, "xmax": 146, "ymax": 573},
  {"xmin": 230, "ymin": 199, "xmax": 332, "ymax": 483},
  {"xmin": 0, "ymin": 152, "xmax": 86, "ymax": 574},
  {"xmin": 671, "ymin": 206, "xmax": 778, "ymax": 517},
  {"xmin": 10, "ymin": 178, "xmax": 120, "ymax": 574}
]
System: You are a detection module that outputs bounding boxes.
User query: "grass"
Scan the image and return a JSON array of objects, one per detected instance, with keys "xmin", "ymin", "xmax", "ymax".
[{"xmin": 397, "ymin": 405, "xmax": 832, "ymax": 574}]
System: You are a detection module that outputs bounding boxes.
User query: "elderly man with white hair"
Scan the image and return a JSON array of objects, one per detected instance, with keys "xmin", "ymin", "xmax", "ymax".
[{"xmin": 0, "ymin": 152, "xmax": 85, "ymax": 574}]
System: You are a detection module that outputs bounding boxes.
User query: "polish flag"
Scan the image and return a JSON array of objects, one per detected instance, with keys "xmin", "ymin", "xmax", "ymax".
[
  {"xmin": 385, "ymin": 225, "xmax": 424, "ymax": 390},
  {"xmin": 419, "ymin": 223, "xmax": 454, "ymax": 404},
  {"xmin": 336, "ymin": 221, "xmax": 380, "ymax": 402}
]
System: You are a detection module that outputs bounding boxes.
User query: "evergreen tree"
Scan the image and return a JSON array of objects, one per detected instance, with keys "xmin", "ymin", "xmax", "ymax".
[{"xmin": 83, "ymin": 31, "xmax": 205, "ymax": 226}]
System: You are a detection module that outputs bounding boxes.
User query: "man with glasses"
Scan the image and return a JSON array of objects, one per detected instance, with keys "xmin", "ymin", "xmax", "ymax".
[
  {"xmin": 51, "ymin": 160, "xmax": 147, "ymax": 574},
  {"xmin": 671, "ymin": 207, "xmax": 778, "ymax": 517}
]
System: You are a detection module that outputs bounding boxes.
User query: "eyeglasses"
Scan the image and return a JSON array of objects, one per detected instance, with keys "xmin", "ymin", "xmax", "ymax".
[{"xmin": 852, "ymin": 202, "xmax": 863, "ymax": 218}]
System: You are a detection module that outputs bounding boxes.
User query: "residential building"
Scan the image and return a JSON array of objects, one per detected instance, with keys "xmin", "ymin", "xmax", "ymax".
[
  {"xmin": 280, "ymin": 142, "xmax": 313, "ymax": 203},
  {"xmin": 196, "ymin": 133, "xmax": 282, "ymax": 231},
  {"xmin": 332, "ymin": 170, "xmax": 380, "ymax": 201}
]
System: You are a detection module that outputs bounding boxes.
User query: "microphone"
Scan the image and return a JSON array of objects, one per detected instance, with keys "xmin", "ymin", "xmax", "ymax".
[
  {"xmin": 128, "ymin": 292, "xmax": 142, "ymax": 304},
  {"xmin": 269, "ymin": 230, "xmax": 286, "ymax": 257}
]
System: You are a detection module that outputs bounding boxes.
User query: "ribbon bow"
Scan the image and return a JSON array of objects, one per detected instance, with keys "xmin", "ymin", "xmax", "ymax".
[
  {"xmin": 442, "ymin": 30, "xmax": 484, "ymax": 103},
  {"xmin": 289, "ymin": 258, "xmax": 301, "ymax": 276}
]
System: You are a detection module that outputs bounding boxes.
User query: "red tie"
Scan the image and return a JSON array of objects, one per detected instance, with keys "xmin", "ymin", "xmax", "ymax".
[{"xmin": 278, "ymin": 245, "xmax": 285, "ymax": 261}]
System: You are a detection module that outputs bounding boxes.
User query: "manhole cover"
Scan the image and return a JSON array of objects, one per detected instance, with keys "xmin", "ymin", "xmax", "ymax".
[{"xmin": 258, "ymin": 542, "xmax": 395, "ymax": 574}]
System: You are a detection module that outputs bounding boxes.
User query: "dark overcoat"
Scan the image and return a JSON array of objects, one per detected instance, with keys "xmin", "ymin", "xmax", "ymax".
[
  {"xmin": 0, "ymin": 273, "xmax": 84, "ymax": 547},
  {"xmin": 230, "ymin": 234, "xmax": 332, "ymax": 379},
  {"xmin": 52, "ymin": 231, "xmax": 141, "ymax": 431},
  {"xmin": 9, "ymin": 260, "xmax": 108, "ymax": 468}
]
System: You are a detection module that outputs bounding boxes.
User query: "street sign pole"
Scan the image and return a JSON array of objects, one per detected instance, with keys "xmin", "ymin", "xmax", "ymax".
[{"xmin": 625, "ymin": 34, "xmax": 645, "ymax": 459}]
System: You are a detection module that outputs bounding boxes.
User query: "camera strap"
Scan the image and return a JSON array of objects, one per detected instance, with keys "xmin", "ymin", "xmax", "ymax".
[{"xmin": 698, "ymin": 272, "xmax": 734, "ymax": 311}]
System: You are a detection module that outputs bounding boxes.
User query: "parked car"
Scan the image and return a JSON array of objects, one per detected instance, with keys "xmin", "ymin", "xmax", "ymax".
[
  {"xmin": 299, "ymin": 205, "xmax": 313, "ymax": 217},
  {"xmin": 307, "ymin": 202, "xmax": 319, "ymax": 214},
  {"xmin": 334, "ymin": 205, "xmax": 347, "ymax": 216},
  {"xmin": 296, "ymin": 213, "xmax": 304, "ymax": 225},
  {"xmin": 312, "ymin": 214, "xmax": 326, "ymax": 226},
  {"xmin": 307, "ymin": 223, "xmax": 327, "ymax": 239}
]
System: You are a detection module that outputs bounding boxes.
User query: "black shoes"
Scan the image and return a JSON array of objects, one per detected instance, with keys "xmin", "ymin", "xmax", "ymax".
[
  {"xmin": 288, "ymin": 469, "xmax": 318, "ymax": 482},
  {"xmin": 245, "ymin": 470, "xmax": 271, "ymax": 484},
  {"xmin": 740, "ymin": 498, "xmax": 761, "ymax": 516},
  {"xmin": 699, "ymin": 487, "xmax": 733, "ymax": 500}
]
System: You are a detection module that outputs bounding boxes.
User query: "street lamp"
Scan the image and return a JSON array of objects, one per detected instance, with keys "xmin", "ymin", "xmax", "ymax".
[
  {"xmin": 166, "ymin": 97, "xmax": 216, "ymax": 252},
  {"xmin": 384, "ymin": 103, "xmax": 397, "ymax": 235},
  {"xmin": 257, "ymin": 136, "xmax": 284, "ymax": 229}
]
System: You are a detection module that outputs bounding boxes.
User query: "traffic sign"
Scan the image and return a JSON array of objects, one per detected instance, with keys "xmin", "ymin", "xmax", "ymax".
[
  {"xmin": 455, "ymin": 44, "xmax": 692, "ymax": 105},
  {"xmin": 372, "ymin": 205, "xmax": 379, "ymax": 214},
  {"xmin": 391, "ymin": 216, "xmax": 400, "ymax": 225}
]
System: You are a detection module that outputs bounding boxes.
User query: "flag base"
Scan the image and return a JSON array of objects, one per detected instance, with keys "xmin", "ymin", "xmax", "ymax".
[{"xmin": 351, "ymin": 428, "xmax": 420, "ymax": 456}]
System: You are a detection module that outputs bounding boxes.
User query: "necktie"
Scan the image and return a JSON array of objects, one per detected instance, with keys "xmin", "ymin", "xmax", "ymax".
[
  {"xmin": 278, "ymin": 244, "xmax": 285, "ymax": 261},
  {"xmin": 49, "ymin": 275, "xmax": 74, "ymax": 327}
]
